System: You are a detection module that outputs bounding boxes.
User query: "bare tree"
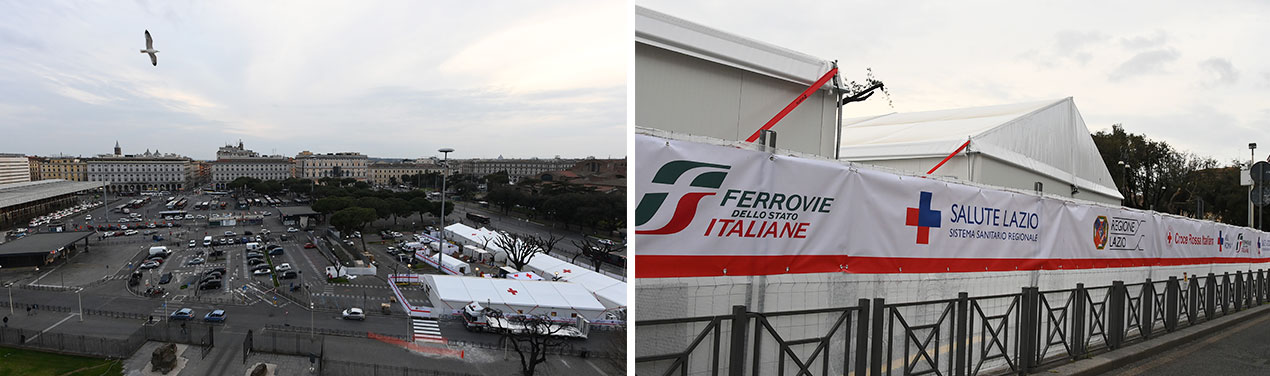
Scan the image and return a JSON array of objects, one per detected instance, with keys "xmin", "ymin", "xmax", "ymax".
[
  {"xmin": 571, "ymin": 237, "xmax": 620, "ymax": 272},
  {"xmin": 494, "ymin": 231, "xmax": 539, "ymax": 271},
  {"xmin": 494, "ymin": 314, "xmax": 568, "ymax": 376},
  {"xmin": 527, "ymin": 232, "xmax": 564, "ymax": 256}
]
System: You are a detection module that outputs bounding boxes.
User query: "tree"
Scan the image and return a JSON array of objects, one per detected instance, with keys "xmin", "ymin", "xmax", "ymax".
[
  {"xmin": 493, "ymin": 231, "xmax": 539, "ymax": 271},
  {"xmin": 492, "ymin": 314, "xmax": 567, "ymax": 376},
  {"xmin": 410, "ymin": 198, "xmax": 432, "ymax": 224},
  {"xmin": 331, "ymin": 166, "xmax": 343, "ymax": 179},
  {"xmin": 486, "ymin": 186, "xmax": 525, "ymax": 214},
  {"xmin": 484, "ymin": 171, "xmax": 510, "ymax": 188},
  {"xmin": 571, "ymin": 237, "xmax": 619, "ymax": 272},
  {"xmin": 388, "ymin": 176, "xmax": 398, "ymax": 186},
  {"xmin": 331, "ymin": 207, "xmax": 376, "ymax": 252},
  {"xmin": 313, "ymin": 197, "xmax": 353, "ymax": 215},
  {"xmin": 527, "ymin": 233, "xmax": 563, "ymax": 256},
  {"xmin": 430, "ymin": 199, "xmax": 455, "ymax": 220},
  {"xmin": 387, "ymin": 198, "xmax": 412, "ymax": 225},
  {"xmin": 1093, "ymin": 124, "xmax": 1218, "ymax": 214}
]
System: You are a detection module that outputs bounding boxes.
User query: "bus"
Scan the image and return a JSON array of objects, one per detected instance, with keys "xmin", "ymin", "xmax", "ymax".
[
  {"xmin": 208, "ymin": 191, "xmax": 229, "ymax": 196},
  {"xmin": 113, "ymin": 204, "xmax": 128, "ymax": 213},
  {"xmin": 466, "ymin": 213, "xmax": 490, "ymax": 225},
  {"xmin": 175, "ymin": 198, "xmax": 188, "ymax": 209},
  {"xmin": 159, "ymin": 210, "xmax": 188, "ymax": 219},
  {"xmin": 194, "ymin": 201, "xmax": 209, "ymax": 210},
  {"xmin": 165, "ymin": 200, "xmax": 177, "ymax": 210}
]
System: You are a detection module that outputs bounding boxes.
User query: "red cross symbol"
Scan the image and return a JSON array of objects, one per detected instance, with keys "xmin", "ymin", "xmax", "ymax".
[
  {"xmin": 525, "ymin": 273, "xmax": 533, "ymax": 278},
  {"xmin": 562, "ymin": 269, "xmax": 572, "ymax": 273},
  {"xmin": 507, "ymin": 288, "xmax": 518, "ymax": 295}
]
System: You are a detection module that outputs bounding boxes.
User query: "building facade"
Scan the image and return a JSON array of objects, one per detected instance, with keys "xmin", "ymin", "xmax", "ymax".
[
  {"xmin": 0, "ymin": 153, "xmax": 32, "ymax": 185},
  {"xmin": 368, "ymin": 162, "xmax": 444, "ymax": 186},
  {"xmin": 458, "ymin": 157, "xmax": 579, "ymax": 183},
  {"xmin": 211, "ymin": 142, "xmax": 293, "ymax": 189},
  {"xmin": 87, "ymin": 145, "xmax": 193, "ymax": 192},
  {"xmin": 38, "ymin": 157, "xmax": 88, "ymax": 181},
  {"xmin": 295, "ymin": 151, "xmax": 368, "ymax": 181}
]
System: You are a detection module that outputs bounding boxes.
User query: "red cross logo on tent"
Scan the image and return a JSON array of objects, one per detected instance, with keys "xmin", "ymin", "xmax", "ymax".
[
  {"xmin": 525, "ymin": 273, "xmax": 533, "ymax": 279},
  {"xmin": 507, "ymin": 288, "xmax": 518, "ymax": 295},
  {"xmin": 563, "ymin": 269, "xmax": 571, "ymax": 273}
]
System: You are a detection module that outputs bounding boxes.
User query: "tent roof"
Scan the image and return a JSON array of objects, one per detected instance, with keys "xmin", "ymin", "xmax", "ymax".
[
  {"xmin": 427, "ymin": 275, "xmax": 607, "ymax": 313},
  {"xmin": 525, "ymin": 253, "xmax": 627, "ymax": 309},
  {"xmin": 635, "ymin": 6, "xmax": 833, "ymax": 87},
  {"xmin": 838, "ymin": 97, "xmax": 1122, "ymax": 200}
]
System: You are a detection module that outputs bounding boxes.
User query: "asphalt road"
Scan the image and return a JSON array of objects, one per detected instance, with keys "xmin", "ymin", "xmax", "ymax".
[{"xmin": 1097, "ymin": 311, "xmax": 1270, "ymax": 375}]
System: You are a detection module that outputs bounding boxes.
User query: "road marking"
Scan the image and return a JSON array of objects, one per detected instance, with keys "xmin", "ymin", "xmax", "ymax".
[
  {"xmin": 26, "ymin": 313, "xmax": 76, "ymax": 343},
  {"xmin": 583, "ymin": 358, "xmax": 609, "ymax": 375}
]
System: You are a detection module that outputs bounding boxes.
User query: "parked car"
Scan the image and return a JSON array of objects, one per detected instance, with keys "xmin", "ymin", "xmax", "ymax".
[
  {"xmin": 246, "ymin": 251, "xmax": 264, "ymax": 258},
  {"xmin": 188, "ymin": 240, "xmax": 196, "ymax": 248},
  {"xmin": 247, "ymin": 258, "xmax": 266, "ymax": 266},
  {"xmin": 268, "ymin": 248, "xmax": 284, "ymax": 256},
  {"xmin": 204, "ymin": 309, "xmax": 226, "ymax": 322},
  {"xmin": 199, "ymin": 280, "xmax": 222, "ymax": 290},
  {"xmin": 170, "ymin": 308, "xmax": 194, "ymax": 320},
  {"xmin": 287, "ymin": 227, "xmax": 298, "ymax": 233},
  {"xmin": 206, "ymin": 267, "xmax": 227, "ymax": 275},
  {"xmin": 304, "ymin": 243, "xmax": 316, "ymax": 249},
  {"xmin": 244, "ymin": 231, "xmax": 253, "ymax": 236},
  {"xmin": 341, "ymin": 308, "xmax": 365, "ymax": 320},
  {"xmin": 252, "ymin": 267, "xmax": 272, "ymax": 276},
  {"xmin": 158, "ymin": 272, "xmax": 173, "ymax": 284},
  {"xmin": 280, "ymin": 271, "xmax": 298, "ymax": 279},
  {"xmin": 224, "ymin": 231, "xmax": 235, "ymax": 236},
  {"xmin": 275, "ymin": 263, "xmax": 293, "ymax": 272}
]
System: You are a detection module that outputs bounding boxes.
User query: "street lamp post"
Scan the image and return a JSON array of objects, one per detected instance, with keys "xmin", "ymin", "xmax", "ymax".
[
  {"xmin": 6, "ymin": 282, "xmax": 12, "ymax": 315},
  {"xmin": 310, "ymin": 301, "xmax": 315, "ymax": 340},
  {"xmin": 438, "ymin": 148, "xmax": 453, "ymax": 249},
  {"xmin": 1251, "ymin": 143, "xmax": 1258, "ymax": 229},
  {"xmin": 77, "ymin": 288, "xmax": 83, "ymax": 322}
]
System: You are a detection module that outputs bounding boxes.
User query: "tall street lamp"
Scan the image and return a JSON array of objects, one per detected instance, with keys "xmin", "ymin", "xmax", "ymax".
[
  {"xmin": 1251, "ymin": 143, "xmax": 1258, "ymax": 229},
  {"xmin": 438, "ymin": 148, "xmax": 453, "ymax": 250}
]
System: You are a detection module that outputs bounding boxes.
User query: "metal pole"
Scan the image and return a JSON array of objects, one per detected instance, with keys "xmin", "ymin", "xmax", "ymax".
[
  {"xmin": 7, "ymin": 284, "xmax": 12, "ymax": 315},
  {"xmin": 310, "ymin": 302, "xmax": 314, "ymax": 340},
  {"xmin": 77, "ymin": 290, "xmax": 82, "ymax": 322}
]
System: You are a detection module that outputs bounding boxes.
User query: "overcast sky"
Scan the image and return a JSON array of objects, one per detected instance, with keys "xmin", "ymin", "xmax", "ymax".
[
  {"xmin": 638, "ymin": 0, "xmax": 1270, "ymax": 166},
  {"xmin": 0, "ymin": 0, "xmax": 624, "ymax": 160}
]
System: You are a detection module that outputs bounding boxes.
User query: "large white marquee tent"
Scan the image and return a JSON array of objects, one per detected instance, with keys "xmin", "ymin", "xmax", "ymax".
[{"xmin": 838, "ymin": 97, "xmax": 1123, "ymax": 205}]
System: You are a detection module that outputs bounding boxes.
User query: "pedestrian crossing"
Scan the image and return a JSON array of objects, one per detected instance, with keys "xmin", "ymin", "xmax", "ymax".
[{"xmin": 411, "ymin": 317, "xmax": 444, "ymax": 344}]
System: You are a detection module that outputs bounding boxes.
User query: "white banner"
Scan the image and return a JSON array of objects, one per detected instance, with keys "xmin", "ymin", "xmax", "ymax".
[{"xmin": 635, "ymin": 135, "xmax": 1269, "ymax": 277}]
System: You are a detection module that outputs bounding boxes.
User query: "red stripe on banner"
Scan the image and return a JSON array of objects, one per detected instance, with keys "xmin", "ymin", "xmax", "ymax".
[
  {"xmin": 926, "ymin": 140, "xmax": 971, "ymax": 175},
  {"xmin": 635, "ymin": 255, "xmax": 1270, "ymax": 278},
  {"xmin": 744, "ymin": 68, "xmax": 838, "ymax": 143},
  {"xmin": 635, "ymin": 192, "xmax": 717, "ymax": 235}
]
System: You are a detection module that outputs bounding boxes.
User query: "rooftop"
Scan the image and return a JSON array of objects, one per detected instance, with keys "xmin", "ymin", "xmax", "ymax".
[
  {"xmin": 0, "ymin": 231, "xmax": 92, "ymax": 256},
  {"xmin": 0, "ymin": 180, "xmax": 103, "ymax": 209},
  {"xmin": 276, "ymin": 206, "xmax": 319, "ymax": 217}
]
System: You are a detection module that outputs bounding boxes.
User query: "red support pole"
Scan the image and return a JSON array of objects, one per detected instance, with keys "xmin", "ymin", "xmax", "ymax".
[
  {"xmin": 926, "ymin": 140, "xmax": 971, "ymax": 175},
  {"xmin": 745, "ymin": 68, "xmax": 838, "ymax": 143}
]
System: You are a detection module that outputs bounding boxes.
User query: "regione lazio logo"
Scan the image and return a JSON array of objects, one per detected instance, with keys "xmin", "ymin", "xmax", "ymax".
[
  {"xmin": 635, "ymin": 160, "xmax": 730, "ymax": 235},
  {"xmin": 905, "ymin": 191, "xmax": 941, "ymax": 244},
  {"xmin": 1093, "ymin": 216, "xmax": 1108, "ymax": 250}
]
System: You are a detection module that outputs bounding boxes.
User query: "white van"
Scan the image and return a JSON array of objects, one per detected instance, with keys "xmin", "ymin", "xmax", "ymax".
[
  {"xmin": 245, "ymin": 242, "xmax": 260, "ymax": 251},
  {"xmin": 203, "ymin": 236, "xmax": 213, "ymax": 246}
]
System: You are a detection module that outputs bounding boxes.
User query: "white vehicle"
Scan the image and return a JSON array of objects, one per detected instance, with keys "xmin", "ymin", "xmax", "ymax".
[
  {"xmin": 252, "ymin": 268, "xmax": 272, "ymax": 275},
  {"xmin": 461, "ymin": 302, "xmax": 587, "ymax": 338},
  {"xmin": 148, "ymin": 246, "xmax": 170, "ymax": 257},
  {"xmin": 85, "ymin": 215, "xmax": 92, "ymax": 221},
  {"xmin": 188, "ymin": 240, "xmax": 196, "ymax": 248},
  {"xmin": 275, "ymin": 263, "xmax": 293, "ymax": 272},
  {"xmin": 139, "ymin": 260, "xmax": 160, "ymax": 269},
  {"xmin": 124, "ymin": 230, "xmax": 139, "ymax": 236},
  {"xmin": 224, "ymin": 231, "xmax": 235, "ymax": 236},
  {"xmin": 245, "ymin": 242, "xmax": 260, "ymax": 251},
  {"xmin": 341, "ymin": 308, "xmax": 365, "ymax": 320},
  {"xmin": 184, "ymin": 214, "xmax": 194, "ymax": 220},
  {"xmin": 287, "ymin": 227, "xmax": 298, "ymax": 233},
  {"xmin": 203, "ymin": 236, "xmax": 213, "ymax": 246}
]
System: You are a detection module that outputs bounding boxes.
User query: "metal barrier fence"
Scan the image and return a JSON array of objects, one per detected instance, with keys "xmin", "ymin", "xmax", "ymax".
[
  {"xmin": 0, "ymin": 325, "xmax": 145, "ymax": 359},
  {"xmin": 263, "ymin": 324, "xmax": 406, "ymax": 341},
  {"xmin": 636, "ymin": 270, "xmax": 1269, "ymax": 376},
  {"xmin": 446, "ymin": 338, "xmax": 625, "ymax": 360},
  {"xmin": 319, "ymin": 359, "xmax": 481, "ymax": 376},
  {"xmin": 253, "ymin": 327, "xmax": 324, "ymax": 357}
]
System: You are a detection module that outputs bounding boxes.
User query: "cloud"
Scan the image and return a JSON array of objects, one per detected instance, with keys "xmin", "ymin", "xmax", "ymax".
[
  {"xmin": 1020, "ymin": 30, "xmax": 1107, "ymax": 67},
  {"xmin": 1198, "ymin": 58, "xmax": 1239, "ymax": 87},
  {"xmin": 1118, "ymin": 31, "xmax": 1169, "ymax": 50},
  {"xmin": 1108, "ymin": 48, "xmax": 1179, "ymax": 81}
]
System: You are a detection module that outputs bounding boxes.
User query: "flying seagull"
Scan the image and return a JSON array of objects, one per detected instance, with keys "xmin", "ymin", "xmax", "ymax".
[{"xmin": 140, "ymin": 30, "xmax": 159, "ymax": 66}]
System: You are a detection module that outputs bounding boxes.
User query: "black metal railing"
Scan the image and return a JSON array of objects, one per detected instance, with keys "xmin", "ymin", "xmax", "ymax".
[{"xmin": 636, "ymin": 269, "xmax": 1270, "ymax": 376}]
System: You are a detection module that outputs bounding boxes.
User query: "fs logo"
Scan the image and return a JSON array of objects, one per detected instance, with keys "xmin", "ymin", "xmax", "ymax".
[
  {"xmin": 1093, "ymin": 216, "xmax": 1108, "ymax": 250},
  {"xmin": 635, "ymin": 160, "xmax": 730, "ymax": 235},
  {"xmin": 905, "ymin": 191, "xmax": 941, "ymax": 244}
]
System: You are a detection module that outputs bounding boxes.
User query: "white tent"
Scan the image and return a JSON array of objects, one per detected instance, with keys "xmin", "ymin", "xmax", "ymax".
[
  {"xmin": 414, "ymin": 250, "xmax": 470, "ymax": 276},
  {"xmin": 426, "ymin": 275, "xmax": 607, "ymax": 321},
  {"xmin": 524, "ymin": 253, "xmax": 627, "ymax": 311},
  {"xmin": 838, "ymin": 97, "xmax": 1123, "ymax": 205}
]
